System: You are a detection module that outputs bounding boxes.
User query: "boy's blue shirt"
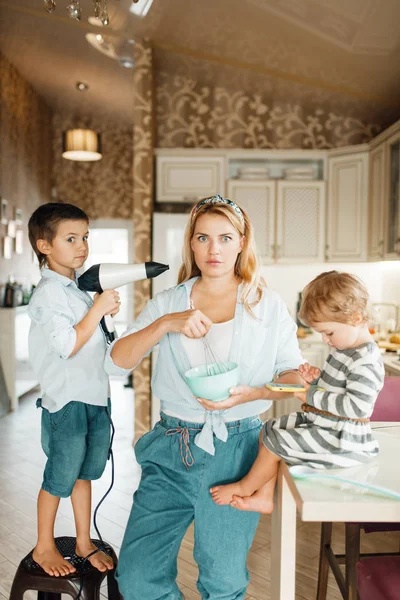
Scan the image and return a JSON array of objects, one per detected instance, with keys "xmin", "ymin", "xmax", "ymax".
[
  {"xmin": 28, "ymin": 268, "xmax": 109, "ymax": 412},
  {"xmin": 105, "ymin": 276, "xmax": 303, "ymax": 455}
]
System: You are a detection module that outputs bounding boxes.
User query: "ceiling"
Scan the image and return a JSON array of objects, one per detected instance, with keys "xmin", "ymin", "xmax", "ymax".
[{"xmin": 0, "ymin": 0, "xmax": 399, "ymax": 127}]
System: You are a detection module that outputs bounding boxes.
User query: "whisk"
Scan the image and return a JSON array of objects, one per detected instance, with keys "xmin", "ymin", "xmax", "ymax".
[{"xmin": 202, "ymin": 333, "xmax": 231, "ymax": 376}]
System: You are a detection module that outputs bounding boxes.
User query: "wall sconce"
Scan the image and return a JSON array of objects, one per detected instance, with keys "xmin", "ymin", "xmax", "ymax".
[{"xmin": 62, "ymin": 129, "xmax": 102, "ymax": 161}]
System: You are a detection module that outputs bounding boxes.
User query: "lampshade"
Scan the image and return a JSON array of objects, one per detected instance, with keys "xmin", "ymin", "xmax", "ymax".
[{"xmin": 62, "ymin": 129, "xmax": 102, "ymax": 161}]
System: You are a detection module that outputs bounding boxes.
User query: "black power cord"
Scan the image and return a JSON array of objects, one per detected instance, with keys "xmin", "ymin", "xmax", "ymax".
[{"xmin": 75, "ymin": 407, "xmax": 115, "ymax": 599}]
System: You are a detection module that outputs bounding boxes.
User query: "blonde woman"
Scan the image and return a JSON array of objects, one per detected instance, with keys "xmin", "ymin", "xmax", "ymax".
[{"xmin": 105, "ymin": 194, "xmax": 303, "ymax": 600}]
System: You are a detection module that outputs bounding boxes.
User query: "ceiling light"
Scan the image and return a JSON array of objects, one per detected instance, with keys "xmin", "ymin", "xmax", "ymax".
[
  {"xmin": 86, "ymin": 33, "xmax": 135, "ymax": 69},
  {"xmin": 129, "ymin": 0, "xmax": 153, "ymax": 17},
  {"xmin": 44, "ymin": 0, "xmax": 113, "ymax": 25},
  {"xmin": 62, "ymin": 129, "xmax": 102, "ymax": 162},
  {"xmin": 88, "ymin": 16, "xmax": 103, "ymax": 27},
  {"xmin": 76, "ymin": 81, "xmax": 89, "ymax": 92}
]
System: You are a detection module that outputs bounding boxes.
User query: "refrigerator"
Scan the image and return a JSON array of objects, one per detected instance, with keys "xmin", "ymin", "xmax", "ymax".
[{"xmin": 151, "ymin": 212, "xmax": 189, "ymax": 424}]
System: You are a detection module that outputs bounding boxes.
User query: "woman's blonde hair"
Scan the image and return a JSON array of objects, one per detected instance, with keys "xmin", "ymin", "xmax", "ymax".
[
  {"xmin": 298, "ymin": 271, "xmax": 369, "ymax": 326},
  {"xmin": 178, "ymin": 197, "xmax": 264, "ymax": 315}
]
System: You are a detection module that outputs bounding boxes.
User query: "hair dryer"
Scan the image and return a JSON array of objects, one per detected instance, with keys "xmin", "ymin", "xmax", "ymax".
[{"xmin": 78, "ymin": 261, "xmax": 169, "ymax": 342}]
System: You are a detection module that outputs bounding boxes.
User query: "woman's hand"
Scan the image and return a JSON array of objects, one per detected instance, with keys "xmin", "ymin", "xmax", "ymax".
[
  {"xmin": 298, "ymin": 362, "xmax": 320, "ymax": 384},
  {"xmin": 197, "ymin": 384, "xmax": 265, "ymax": 411},
  {"xmin": 162, "ymin": 309, "xmax": 213, "ymax": 339}
]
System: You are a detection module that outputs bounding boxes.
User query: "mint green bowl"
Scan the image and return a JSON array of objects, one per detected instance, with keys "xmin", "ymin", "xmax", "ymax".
[{"xmin": 184, "ymin": 362, "xmax": 239, "ymax": 402}]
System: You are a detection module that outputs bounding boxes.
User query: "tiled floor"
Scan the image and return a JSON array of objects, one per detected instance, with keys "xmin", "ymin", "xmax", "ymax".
[{"xmin": 0, "ymin": 382, "xmax": 398, "ymax": 599}]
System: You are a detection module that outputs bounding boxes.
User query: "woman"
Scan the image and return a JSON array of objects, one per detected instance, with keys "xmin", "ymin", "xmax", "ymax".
[{"xmin": 105, "ymin": 194, "xmax": 303, "ymax": 600}]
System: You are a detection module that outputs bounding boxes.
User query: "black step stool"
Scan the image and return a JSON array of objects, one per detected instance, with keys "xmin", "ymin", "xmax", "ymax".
[{"xmin": 9, "ymin": 536, "xmax": 120, "ymax": 600}]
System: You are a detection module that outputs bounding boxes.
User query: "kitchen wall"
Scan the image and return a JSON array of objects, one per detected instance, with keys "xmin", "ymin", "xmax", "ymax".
[
  {"xmin": 52, "ymin": 114, "xmax": 133, "ymax": 220},
  {"xmin": 0, "ymin": 51, "xmax": 53, "ymax": 286},
  {"xmin": 262, "ymin": 261, "xmax": 400, "ymax": 322}
]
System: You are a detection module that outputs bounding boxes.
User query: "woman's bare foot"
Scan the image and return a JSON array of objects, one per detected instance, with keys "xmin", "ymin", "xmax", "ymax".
[
  {"xmin": 230, "ymin": 488, "xmax": 274, "ymax": 514},
  {"xmin": 76, "ymin": 540, "xmax": 114, "ymax": 572},
  {"xmin": 33, "ymin": 544, "xmax": 76, "ymax": 577},
  {"xmin": 210, "ymin": 481, "xmax": 251, "ymax": 505}
]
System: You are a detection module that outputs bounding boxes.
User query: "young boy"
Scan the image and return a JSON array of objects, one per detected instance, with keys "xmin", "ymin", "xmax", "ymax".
[{"xmin": 28, "ymin": 202, "xmax": 121, "ymax": 576}]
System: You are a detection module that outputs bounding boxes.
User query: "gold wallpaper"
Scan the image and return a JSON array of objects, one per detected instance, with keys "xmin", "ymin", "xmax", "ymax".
[
  {"xmin": 156, "ymin": 63, "xmax": 382, "ymax": 149},
  {"xmin": 0, "ymin": 51, "xmax": 53, "ymax": 285},
  {"xmin": 132, "ymin": 39, "xmax": 154, "ymax": 441},
  {"xmin": 52, "ymin": 114, "xmax": 133, "ymax": 220}
]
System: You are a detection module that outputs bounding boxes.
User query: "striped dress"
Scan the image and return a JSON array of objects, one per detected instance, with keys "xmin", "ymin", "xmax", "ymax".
[{"xmin": 263, "ymin": 342, "xmax": 385, "ymax": 469}]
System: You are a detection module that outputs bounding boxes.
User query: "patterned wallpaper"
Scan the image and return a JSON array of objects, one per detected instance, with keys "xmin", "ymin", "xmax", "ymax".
[
  {"xmin": 52, "ymin": 114, "xmax": 133, "ymax": 220},
  {"xmin": 0, "ymin": 51, "xmax": 53, "ymax": 286},
  {"xmin": 155, "ymin": 52, "xmax": 383, "ymax": 149}
]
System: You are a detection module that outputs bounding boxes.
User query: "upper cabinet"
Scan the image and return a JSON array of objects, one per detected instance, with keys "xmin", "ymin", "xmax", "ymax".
[
  {"xmin": 384, "ymin": 132, "xmax": 400, "ymax": 259},
  {"xmin": 227, "ymin": 179, "xmax": 325, "ymax": 264},
  {"xmin": 326, "ymin": 150, "xmax": 369, "ymax": 262},
  {"xmin": 368, "ymin": 143, "xmax": 386, "ymax": 260},
  {"xmin": 227, "ymin": 180, "xmax": 275, "ymax": 262},
  {"xmin": 155, "ymin": 120, "xmax": 400, "ymax": 265},
  {"xmin": 156, "ymin": 154, "xmax": 225, "ymax": 202},
  {"xmin": 276, "ymin": 181, "xmax": 325, "ymax": 264}
]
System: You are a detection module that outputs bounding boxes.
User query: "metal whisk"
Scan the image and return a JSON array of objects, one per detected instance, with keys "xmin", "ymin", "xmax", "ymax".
[{"xmin": 202, "ymin": 334, "xmax": 231, "ymax": 376}]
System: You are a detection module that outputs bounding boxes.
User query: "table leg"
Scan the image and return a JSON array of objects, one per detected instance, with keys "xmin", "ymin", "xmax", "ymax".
[{"xmin": 271, "ymin": 465, "xmax": 297, "ymax": 600}]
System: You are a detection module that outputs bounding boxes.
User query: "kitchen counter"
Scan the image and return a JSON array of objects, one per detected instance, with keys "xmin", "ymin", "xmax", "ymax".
[{"xmin": 383, "ymin": 353, "xmax": 400, "ymax": 376}]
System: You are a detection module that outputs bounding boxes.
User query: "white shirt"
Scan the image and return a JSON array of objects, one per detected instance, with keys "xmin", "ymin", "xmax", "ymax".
[{"xmin": 28, "ymin": 268, "xmax": 110, "ymax": 412}]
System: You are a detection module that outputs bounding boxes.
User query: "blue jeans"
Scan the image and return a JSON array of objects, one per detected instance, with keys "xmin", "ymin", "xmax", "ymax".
[{"xmin": 116, "ymin": 412, "xmax": 262, "ymax": 600}]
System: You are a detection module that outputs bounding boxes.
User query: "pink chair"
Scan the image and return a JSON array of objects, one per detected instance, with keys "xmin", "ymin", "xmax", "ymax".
[
  {"xmin": 316, "ymin": 377, "xmax": 400, "ymax": 600},
  {"xmin": 357, "ymin": 556, "xmax": 400, "ymax": 600}
]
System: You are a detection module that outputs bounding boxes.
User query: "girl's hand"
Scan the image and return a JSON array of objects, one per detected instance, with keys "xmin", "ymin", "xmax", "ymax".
[
  {"xmin": 93, "ymin": 290, "xmax": 120, "ymax": 317},
  {"xmin": 163, "ymin": 309, "xmax": 213, "ymax": 339},
  {"xmin": 298, "ymin": 362, "xmax": 321, "ymax": 383},
  {"xmin": 197, "ymin": 384, "xmax": 262, "ymax": 411}
]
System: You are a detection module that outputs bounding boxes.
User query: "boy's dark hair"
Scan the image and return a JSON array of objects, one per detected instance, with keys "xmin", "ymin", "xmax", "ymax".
[{"xmin": 28, "ymin": 202, "xmax": 89, "ymax": 268}]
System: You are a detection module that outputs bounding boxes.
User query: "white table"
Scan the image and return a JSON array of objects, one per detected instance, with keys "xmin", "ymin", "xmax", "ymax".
[{"xmin": 271, "ymin": 424, "xmax": 400, "ymax": 599}]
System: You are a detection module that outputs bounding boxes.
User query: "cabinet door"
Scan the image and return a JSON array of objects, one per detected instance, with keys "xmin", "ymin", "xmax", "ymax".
[
  {"xmin": 156, "ymin": 156, "xmax": 225, "ymax": 202},
  {"xmin": 227, "ymin": 180, "xmax": 276, "ymax": 263},
  {"xmin": 327, "ymin": 152, "xmax": 369, "ymax": 262},
  {"xmin": 368, "ymin": 144, "xmax": 386, "ymax": 260},
  {"xmin": 276, "ymin": 181, "xmax": 325, "ymax": 263},
  {"xmin": 385, "ymin": 132, "xmax": 400, "ymax": 259}
]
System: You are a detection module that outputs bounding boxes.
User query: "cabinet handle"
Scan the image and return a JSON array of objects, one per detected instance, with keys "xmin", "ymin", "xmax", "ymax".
[
  {"xmin": 271, "ymin": 244, "xmax": 276, "ymax": 260},
  {"xmin": 325, "ymin": 244, "xmax": 330, "ymax": 260},
  {"xmin": 276, "ymin": 244, "xmax": 282, "ymax": 260},
  {"xmin": 379, "ymin": 240, "xmax": 384, "ymax": 258},
  {"xmin": 396, "ymin": 238, "xmax": 400, "ymax": 256}
]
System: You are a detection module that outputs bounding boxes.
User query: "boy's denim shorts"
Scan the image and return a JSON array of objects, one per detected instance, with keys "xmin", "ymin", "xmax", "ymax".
[{"xmin": 37, "ymin": 399, "xmax": 111, "ymax": 498}]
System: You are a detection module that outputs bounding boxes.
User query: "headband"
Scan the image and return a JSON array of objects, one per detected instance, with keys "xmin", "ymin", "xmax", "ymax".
[{"xmin": 191, "ymin": 194, "xmax": 244, "ymax": 224}]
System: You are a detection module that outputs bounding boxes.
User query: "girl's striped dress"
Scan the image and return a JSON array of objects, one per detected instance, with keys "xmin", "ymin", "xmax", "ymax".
[{"xmin": 263, "ymin": 342, "xmax": 385, "ymax": 469}]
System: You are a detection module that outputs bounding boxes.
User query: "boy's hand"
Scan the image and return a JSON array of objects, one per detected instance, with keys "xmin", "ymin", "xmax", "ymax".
[
  {"xmin": 93, "ymin": 289, "xmax": 120, "ymax": 317},
  {"xmin": 298, "ymin": 362, "xmax": 321, "ymax": 384}
]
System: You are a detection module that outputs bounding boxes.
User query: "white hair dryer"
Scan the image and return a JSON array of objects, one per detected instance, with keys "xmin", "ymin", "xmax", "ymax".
[{"xmin": 78, "ymin": 262, "xmax": 169, "ymax": 342}]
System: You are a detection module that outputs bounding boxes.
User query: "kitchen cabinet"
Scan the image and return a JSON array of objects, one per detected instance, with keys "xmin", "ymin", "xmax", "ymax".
[
  {"xmin": 326, "ymin": 150, "xmax": 369, "ymax": 262},
  {"xmin": 368, "ymin": 143, "xmax": 386, "ymax": 260},
  {"xmin": 384, "ymin": 131, "xmax": 400, "ymax": 259},
  {"xmin": 226, "ymin": 180, "xmax": 276, "ymax": 262},
  {"xmin": 0, "ymin": 307, "xmax": 38, "ymax": 410},
  {"xmin": 156, "ymin": 155, "xmax": 225, "ymax": 202},
  {"xmin": 227, "ymin": 179, "xmax": 325, "ymax": 264}
]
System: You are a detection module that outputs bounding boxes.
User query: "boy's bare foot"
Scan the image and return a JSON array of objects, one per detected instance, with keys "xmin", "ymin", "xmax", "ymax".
[
  {"xmin": 76, "ymin": 541, "xmax": 114, "ymax": 572},
  {"xmin": 210, "ymin": 482, "xmax": 249, "ymax": 505},
  {"xmin": 33, "ymin": 545, "xmax": 76, "ymax": 577},
  {"xmin": 230, "ymin": 488, "xmax": 274, "ymax": 514}
]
